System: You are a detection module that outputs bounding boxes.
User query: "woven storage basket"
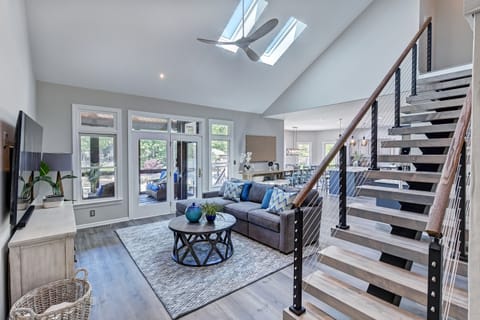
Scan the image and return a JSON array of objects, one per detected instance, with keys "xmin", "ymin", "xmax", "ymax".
[{"xmin": 9, "ymin": 269, "xmax": 92, "ymax": 320}]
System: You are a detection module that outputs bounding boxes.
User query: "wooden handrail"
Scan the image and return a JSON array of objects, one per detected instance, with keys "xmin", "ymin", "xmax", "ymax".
[
  {"xmin": 292, "ymin": 16, "xmax": 433, "ymax": 207},
  {"xmin": 425, "ymin": 87, "xmax": 472, "ymax": 237}
]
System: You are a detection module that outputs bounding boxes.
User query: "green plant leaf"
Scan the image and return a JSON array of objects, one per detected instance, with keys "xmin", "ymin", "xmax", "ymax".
[
  {"xmin": 39, "ymin": 161, "xmax": 50, "ymax": 176},
  {"xmin": 61, "ymin": 174, "xmax": 77, "ymax": 180}
]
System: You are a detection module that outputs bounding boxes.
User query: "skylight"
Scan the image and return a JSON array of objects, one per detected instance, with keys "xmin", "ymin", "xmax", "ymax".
[
  {"xmin": 260, "ymin": 17, "xmax": 307, "ymax": 66},
  {"xmin": 218, "ymin": 0, "xmax": 268, "ymax": 53}
]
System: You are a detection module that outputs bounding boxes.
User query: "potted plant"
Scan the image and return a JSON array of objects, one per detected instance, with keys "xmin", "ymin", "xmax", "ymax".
[
  {"xmin": 201, "ymin": 202, "xmax": 222, "ymax": 223},
  {"xmin": 38, "ymin": 161, "xmax": 77, "ymax": 207}
]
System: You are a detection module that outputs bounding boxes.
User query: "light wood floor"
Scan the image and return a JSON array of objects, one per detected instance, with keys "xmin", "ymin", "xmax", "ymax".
[{"xmin": 74, "ymin": 195, "xmax": 465, "ymax": 319}]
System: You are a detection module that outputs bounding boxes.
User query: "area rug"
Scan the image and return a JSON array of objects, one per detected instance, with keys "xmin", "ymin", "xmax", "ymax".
[{"xmin": 116, "ymin": 220, "xmax": 294, "ymax": 319}]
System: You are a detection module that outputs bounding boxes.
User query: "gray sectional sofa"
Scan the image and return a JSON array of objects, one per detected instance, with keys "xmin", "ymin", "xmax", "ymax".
[{"xmin": 175, "ymin": 181, "xmax": 322, "ymax": 253}]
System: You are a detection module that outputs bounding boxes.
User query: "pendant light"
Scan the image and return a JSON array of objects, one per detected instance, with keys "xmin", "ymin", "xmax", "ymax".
[
  {"xmin": 349, "ymin": 136, "xmax": 356, "ymax": 146},
  {"xmin": 286, "ymin": 127, "xmax": 301, "ymax": 156},
  {"xmin": 361, "ymin": 136, "xmax": 368, "ymax": 146}
]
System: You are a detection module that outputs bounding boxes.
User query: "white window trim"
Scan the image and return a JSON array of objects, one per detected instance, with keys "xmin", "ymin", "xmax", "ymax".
[
  {"xmin": 72, "ymin": 104, "xmax": 123, "ymax": 206},
  {"xmin": 208, "ymin": 119, "xmax": 233, "ymax": 190}
]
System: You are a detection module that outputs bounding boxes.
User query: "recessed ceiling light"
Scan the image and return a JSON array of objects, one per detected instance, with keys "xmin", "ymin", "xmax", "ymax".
[{"xmin": 159, "ymin": 73, "xmax": 165, "ymax": 79}]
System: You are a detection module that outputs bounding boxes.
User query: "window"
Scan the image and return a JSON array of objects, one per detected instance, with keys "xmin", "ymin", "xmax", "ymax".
[
  {"xmin": 73, "ymin": 105, "xmax": 122, "ymax": 204},
  {"xmin": 324, "ymin": 142, "xmax": 337, "ymax": 168},
  {"xmin": 209, "ymin": 120, "xmax": 233, "ymax": 189},
  {"xmin": 297, "ymin": 142, "xmax": 311, "ymax": 167}
]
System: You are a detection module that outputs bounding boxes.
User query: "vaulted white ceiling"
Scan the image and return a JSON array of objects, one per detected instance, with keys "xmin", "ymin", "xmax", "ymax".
[{"xmin": 25, "ymin": 0, "xmax": 372, "ymax": 113}]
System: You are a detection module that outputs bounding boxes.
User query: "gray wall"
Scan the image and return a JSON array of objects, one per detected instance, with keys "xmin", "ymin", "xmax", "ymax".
[
  {"xmin": 36, "ymin": 81, "xmax": 284, "ymax": 226},
  {"xmin": 0, "ymin": 0, "xmax": 36, "ymax": 315}
]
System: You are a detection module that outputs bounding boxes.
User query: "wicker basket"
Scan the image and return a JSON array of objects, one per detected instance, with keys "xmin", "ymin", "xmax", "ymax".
[{"xmin": 9, "ymin": 269, "xmax": 92, "ymax": 320}]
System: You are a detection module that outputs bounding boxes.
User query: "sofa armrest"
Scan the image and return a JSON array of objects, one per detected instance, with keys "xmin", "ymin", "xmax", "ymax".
[{"xmin": 203, "ymin": 190, "xmax": 220, "ymax": 198}]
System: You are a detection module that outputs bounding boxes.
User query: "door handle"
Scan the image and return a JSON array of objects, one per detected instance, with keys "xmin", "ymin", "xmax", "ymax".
[{"xmin": 198, "ymin": 168, "xmax": 202, "ymax": 178}]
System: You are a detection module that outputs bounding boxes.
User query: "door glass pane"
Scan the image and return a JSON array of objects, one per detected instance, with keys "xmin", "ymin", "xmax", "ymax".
[
  {"xmin": 132, "ymin": 116, "xmax": 168, "ymax": 132},
  {"xmin": 211, "ymin": 140, "xmax": 229, "ymax": 188},
  {"xmin": 171, "ymin": 120, "xmax": 200, "ymax": 135},
  {"xmin": 138, "ymin": 139, "xmax": 168, "ymax": 205},
  {"xmin": 173, "ymin": 140, "xmax": 198, "ymax": 200}
]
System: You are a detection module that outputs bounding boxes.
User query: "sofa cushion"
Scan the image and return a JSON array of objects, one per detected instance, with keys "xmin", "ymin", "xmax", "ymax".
[
  {"xmin": 223, "ymin": 181, "xmax": 244, "ymax": 202},
  {"xmin": 176, "ymin": 197, "xmax": 234, "ymax": 215},
  {"xmin": 224, "ymin": 201, "xmax": 261, "ymax": 221},
  {"xmin": 248, "ymin": 209, "xmax": 281, "ymax": 232},
  {"xmin": 267, "ymin": 187, "xmax": 297, "ymax": 214},
  {"xmin": 248, "ymin": 182, "xmax": 271, "ymax": 203}
]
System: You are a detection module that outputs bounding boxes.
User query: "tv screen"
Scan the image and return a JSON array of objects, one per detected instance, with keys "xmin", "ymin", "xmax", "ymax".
[{"xmin": 10, "ymin": 111, "xmax": 43, "ymax": 229}]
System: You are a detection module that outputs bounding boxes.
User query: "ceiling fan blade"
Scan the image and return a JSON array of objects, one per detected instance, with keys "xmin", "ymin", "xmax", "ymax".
[
  {"xmin": 243, "ymin": 46, "xmax": 260, "ymax": 62},
  {"xmin": 245, "ymin": 18, "xmax": 279, "ymax": 42},
  {"xmin": 197, "ymin": 38, "xmax": 240, "ymax": 46}
]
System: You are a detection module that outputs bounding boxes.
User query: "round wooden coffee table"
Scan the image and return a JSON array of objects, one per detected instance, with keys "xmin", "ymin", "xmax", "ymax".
[{"xmin": 168, "ymin": 213, "xmax": 236, "ymax": 267}]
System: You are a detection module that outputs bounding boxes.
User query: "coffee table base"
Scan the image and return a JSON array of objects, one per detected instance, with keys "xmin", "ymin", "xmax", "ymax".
[{"xmin": 171, "ymin": 229, "xmax": 234, "ymax": 267}]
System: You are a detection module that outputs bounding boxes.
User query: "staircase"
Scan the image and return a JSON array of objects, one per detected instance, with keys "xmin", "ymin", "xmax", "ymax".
[{"xmin": 283, "ymin": 68, "xmax": 471, "ymax": 319}]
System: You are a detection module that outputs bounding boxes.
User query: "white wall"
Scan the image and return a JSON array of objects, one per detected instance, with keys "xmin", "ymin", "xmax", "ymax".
[
  {"xmin": 420, "ymin": 0, "xmax": 473, "ymax": 72},
  {"xmin": 0, "ymin": 0, "xmax": 36, "ymax": 315},
  {"xmin": 264, "ymin": 0, "xmax": 419, "ymax": 116},
  {"xmin": 36, "ymin": 81, "xmax": 284, "ymax": 226}
]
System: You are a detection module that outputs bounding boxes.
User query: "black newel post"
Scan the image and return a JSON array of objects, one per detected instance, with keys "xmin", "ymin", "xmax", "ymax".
[
  {"xmin": 412, "ymin": 43, "xmax": 417, "ymax": 96},
  {"xmin": 289, "ymin": 207, "xmax": 305, "ymax": 315},
  {"xmin": 427, "ymin": 22, "xmax": 432, "ymax": 72},
  {"xmin": 337, "ymin": 145, "xmax": 349, "ymax": 230},
  {"xmin": 395, "ymin": 68, "xmax": 401, "ymax": 128},
  {"xmin": 427, "ymin": 237, "xmax": 442, "ymax": 320},
  {"xmin": 459, "ymin": 143, "xmax": 468, "ymax": 261},
  {"xmin": 370, "ymin": 100, "xmax": 378, "ymax": 171}
]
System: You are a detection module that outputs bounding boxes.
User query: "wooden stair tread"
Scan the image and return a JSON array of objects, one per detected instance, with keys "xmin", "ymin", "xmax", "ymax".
[
  {"xmin": 283, "ymin": 302, "xmax": 335, "ymax": 320},
  {"xmin": 406, "ymin": 87, "xmax": 468, "ymax": 104},
  {"xmin": 389, "ymin": 123, "xmax": 457, "ymax": 135},
  {"xmin": 331, "ymin": 225, "xmax": 429, "ymax": 265},
  {"xmin": 400, "ymin": 110, "xmax": 461, "ymax": 124},
  {"xmin": 303, "ymin": 270, "xmax": 423, "ymax": 320},
  {"xmin": 365, "ymin": 169, "xmax": 441, "ymax": 183},
  {"xmin": 416, "ymin": 77, "xmax": 471, "ymax": 92},
  {"xmin": 348, "ymin": 202, "xmax": 428, "ymax": 230},
  {"xmin": 357, "ymin": 185, "xmax": 435, "ymax": 205},
  {"xmin": 417, "ymin": 68, "xmax": 471, "ymax": 84},
  {"xmin": 378, "ymin": 154, "xmax": 446, "ymax": 164},
  {"xmin": 401, "ymin": 98, "xmax": 464, "ymax": 113},
  {"xmin": 381, "ymin": 138, "xmax": 452, "ymax": 148},
  {"xmin": 319, "ymin": 246, "xmax": 468, "ymax": 320}
]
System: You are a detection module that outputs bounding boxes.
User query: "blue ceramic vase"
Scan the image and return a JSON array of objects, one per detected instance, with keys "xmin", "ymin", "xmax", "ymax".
[{"xmin": 185, "ymin": 202, "xmax": 202, "ymax": 223}]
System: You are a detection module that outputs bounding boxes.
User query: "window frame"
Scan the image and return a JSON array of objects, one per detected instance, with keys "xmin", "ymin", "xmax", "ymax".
[
  {"xmin": 208, "ymin": 119, "xmax": 233, "ymax": 190},
  {"xmin": 72, "ymin": 104, "xmax": 123, "ymax": 207},
  {"xmin": 296, "ymin": 141, "xmax": 312, "ymax": 167}
]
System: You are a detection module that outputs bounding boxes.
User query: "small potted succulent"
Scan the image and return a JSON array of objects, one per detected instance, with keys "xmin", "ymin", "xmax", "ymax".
[{"xmin": 201, "ymin": 202, "xmax": 222, "ymax": 223}]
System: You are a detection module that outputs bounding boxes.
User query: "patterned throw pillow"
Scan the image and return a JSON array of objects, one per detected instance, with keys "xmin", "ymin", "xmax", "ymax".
[
  {"xmin": 223, "ymin": 181, "xmax": 244, "ymax": 202},
  {"xmin": 267, "ymin": 187, "xmax": 297, "ymax": 214}
]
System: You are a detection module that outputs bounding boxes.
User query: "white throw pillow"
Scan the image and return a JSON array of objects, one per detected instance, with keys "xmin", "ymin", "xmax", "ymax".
[
  {"xmin": 267, "ymin": 187, "xmax": 297, "ymax": 214},
  {"xmin": 223, "ymin": 181, "xmax": 244, "ymax": 202}
]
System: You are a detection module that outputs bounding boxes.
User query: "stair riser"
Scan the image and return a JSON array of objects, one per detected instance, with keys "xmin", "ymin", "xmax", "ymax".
[
  {"xmin": 365, "ymin": 170, "xmax": 440, "ymax": 183},
  {"xmin": 331, "ymin": 228, "xmax": 428, "ymax": 265},
  {"xmin": 401, "ymin": 110, "xmax": 461, "ymax": 124},
  {"xmin": 357, "ymin": 188, "xmax": 434, "ymax": 205},
  {"xmin": 378, "ymin": 155, "xmax": 446, "ymax": 164},
  {"xmin": 406, "ymin": 87, "xmax": 468, "ymax": 104},
  {"xmin": 381, "ymin": 139, "xmax": 452, "ymax": 148},
  {"xmin": 348, "ymin": 207, "xmax": 427, "ymax": 230}
]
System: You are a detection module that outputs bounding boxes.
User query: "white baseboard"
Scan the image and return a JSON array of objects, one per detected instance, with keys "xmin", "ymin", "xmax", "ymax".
[{"xmin": 77, "ymin": 217, "xmax": 130, "ymax": 230}]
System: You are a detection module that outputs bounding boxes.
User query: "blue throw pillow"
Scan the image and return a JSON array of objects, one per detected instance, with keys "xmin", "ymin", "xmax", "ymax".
[
  {"xmin": 240, "ymin": 182, "xmax": 252, "ymax": 201},
  {"xmin": 96, "ymin": 185, "xmax": 104, "ymax": 196},
  {"xmin": 261, "ymin": 188, "xmax": 274, "ymax": 209}
]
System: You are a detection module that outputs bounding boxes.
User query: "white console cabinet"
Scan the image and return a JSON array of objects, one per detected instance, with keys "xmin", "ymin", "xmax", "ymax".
[{"xmin": 8, "ymin": 203, "xmax": 77, "ymax": 305}]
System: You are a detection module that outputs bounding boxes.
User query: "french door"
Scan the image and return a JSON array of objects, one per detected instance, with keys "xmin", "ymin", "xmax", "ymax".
[{"xmin": 129, "ymin": 129, "xmax": 202, "ymax": 219}]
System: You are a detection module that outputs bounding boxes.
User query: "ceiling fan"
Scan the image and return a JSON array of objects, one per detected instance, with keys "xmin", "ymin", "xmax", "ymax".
[{"xmin": 197, "ymin": 0, "xmax": 278, "ymax": 62}]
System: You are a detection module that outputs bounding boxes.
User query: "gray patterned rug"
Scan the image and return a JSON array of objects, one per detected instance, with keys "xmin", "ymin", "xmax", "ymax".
[{"xmin": 116, "ymin": 220, "xmax": 294, "ymax": 319}]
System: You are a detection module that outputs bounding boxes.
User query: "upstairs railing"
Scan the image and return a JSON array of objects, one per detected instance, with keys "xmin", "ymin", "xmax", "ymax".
[
  {"xmin": 289, "ymin": 17, "xmax": 434, "ymax": 316},
  {"xmin": 425, "ymin": 87, "xmax": 471, "ymax": 320}
]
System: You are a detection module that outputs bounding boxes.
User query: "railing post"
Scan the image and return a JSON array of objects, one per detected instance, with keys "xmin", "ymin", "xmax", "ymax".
[
  {"xmin": 427, "ymin": 237, "xmax": 443, "ymax": 320},
  {"xmin": 395, "ymin": 68, "xmax": 401, "ymax": 127},
  {"xmin": 337, "ymin": 145, "xmax": 349, "ymax": 230},
  {"xmin": 412, "ymin": 43, "xmax": 417, "ymax": 96},
  {"xmin": 459, "ymin": 143, "xmax": 468, "ymax": 261},
  {"xmin": 289, "ymin": 207, "xmax": 305, "ymax": 315},
  {"xmin": 370, "ymin": 100, "xmax": 378, "ymax": 170},
  {"xmin": 427, "ymin": 22, "xmax": 432, "ymax": 72}
]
